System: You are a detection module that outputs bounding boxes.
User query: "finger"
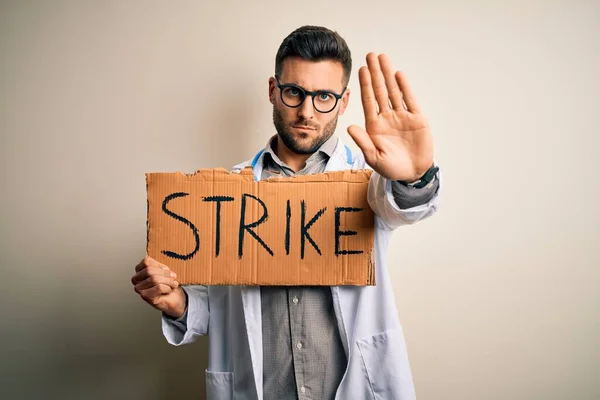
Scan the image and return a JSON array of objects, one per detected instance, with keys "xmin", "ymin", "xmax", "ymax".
[
  {"xmin": 139, "ymin": 284, "xmax": 173, "ymax": 299},
  {"xmin": 366, "ymin": 53, "xmax": 390, "ymax": 112},
  {"xmin": 347, "ymin": 125, "xmax": 377, "ymax": 163},
  {"xmin": 395, "ymin": 71, "xmax": 422, "ymax": 114},
  {"xmin": 135, "ymin": 275, "xmax": 179, "ymax": 291},
  {"xmin": 135, "ymin": 256, "xmax": 170, "ymax": 273},
  {"xmin": 379, "ymin": 54, "xmax": 403, "ymax": 110},
  {"xmin": 131, "ymin": 266, "xmax": 176, "ymax": 285},
  {"xmin": 358, "ymin": 66, "xmax": 377, "ymax": 121},
  {"xmin": 134, "ymin": 258, "xmax": 147, "ymax": 273}
]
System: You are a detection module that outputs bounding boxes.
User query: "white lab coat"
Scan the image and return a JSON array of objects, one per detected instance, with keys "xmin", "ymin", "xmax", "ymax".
[{"xmin": 162, "ymin": 137, "xmax": 442, "ymax": 399}]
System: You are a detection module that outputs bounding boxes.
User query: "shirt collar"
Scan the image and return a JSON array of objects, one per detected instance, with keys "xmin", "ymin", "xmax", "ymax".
[{"xmin": 317, "ymin": 134, "xmax": 339, "ymax": 158}]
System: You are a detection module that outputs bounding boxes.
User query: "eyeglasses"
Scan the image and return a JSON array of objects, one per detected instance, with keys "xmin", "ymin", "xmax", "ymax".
[{"xmin": 275, "ymin": 75, "xmax": 347, "ymax": 114}]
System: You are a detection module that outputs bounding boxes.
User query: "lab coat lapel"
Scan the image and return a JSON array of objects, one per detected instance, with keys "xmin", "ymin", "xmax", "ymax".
[
  {"xmin": 241, "ymin": 286, "xmax": 263, "ymax": 399},
  {"xmin": 325, "ymin": 139, "xmax": 354, "ymax": 357},
  {"xmin": 240, "ymin": 152, "xmax": 265, "ymax": 399}
]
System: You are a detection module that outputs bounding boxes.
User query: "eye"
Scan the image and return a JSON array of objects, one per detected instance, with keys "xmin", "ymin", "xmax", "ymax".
[
  {"xmin": 289, "ymin": 87, "xmax": 301, "ymax": 96},
  {"xmin": 318, "ymin": 93, "xmax": 333, "ymax": 101}
]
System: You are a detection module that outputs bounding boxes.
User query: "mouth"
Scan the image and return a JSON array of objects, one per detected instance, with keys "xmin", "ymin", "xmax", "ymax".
[{"xmin": 293, "ymin": 125, "xmax": 317, "ymax": 132}]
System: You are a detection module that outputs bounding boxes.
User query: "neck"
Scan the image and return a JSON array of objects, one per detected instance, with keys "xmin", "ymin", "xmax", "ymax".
[{"xmin": 274, "ymin": 137, "xmax": 312, "ymax": 172}]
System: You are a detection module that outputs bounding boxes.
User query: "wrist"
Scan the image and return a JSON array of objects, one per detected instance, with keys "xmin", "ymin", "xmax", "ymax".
[
  {"xmin": 165, "ymin": 287, "xmax": 188, "ymax": 319},
  {"xmin": 397, "ymin": 165, "xmax": 439, "ymax": 189}
]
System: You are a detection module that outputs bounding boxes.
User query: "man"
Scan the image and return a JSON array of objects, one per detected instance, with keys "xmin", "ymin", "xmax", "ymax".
[{"xmin": 132, "ymin": 26, "xmax": 441, "ymax": 399}]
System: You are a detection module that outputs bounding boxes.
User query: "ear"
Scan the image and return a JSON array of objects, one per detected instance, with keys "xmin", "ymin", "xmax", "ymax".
[
  {"xmin": 268, "ymin": 77, "xmax": 277, "ymax": 105},
  {"xmin": 337, "ymin": 88, "xmax": 351, "ymax": 116}
]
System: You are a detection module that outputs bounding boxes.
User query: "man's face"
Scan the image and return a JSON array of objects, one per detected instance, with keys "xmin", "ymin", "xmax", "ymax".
[{"xmin": 269, "ymin": 57, "xmax": 350, "ymax": 154}]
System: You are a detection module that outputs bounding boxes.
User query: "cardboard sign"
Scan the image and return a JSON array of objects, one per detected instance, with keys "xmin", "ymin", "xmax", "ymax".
[{"xmin": 146, "ymin": 167, "xmax": 375, "ymax": 286}]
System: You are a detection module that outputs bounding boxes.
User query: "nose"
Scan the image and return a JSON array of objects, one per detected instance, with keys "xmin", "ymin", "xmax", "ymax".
[{"xmin": 297, "ymin": 95, "xmax": 315, "ymax": 120}]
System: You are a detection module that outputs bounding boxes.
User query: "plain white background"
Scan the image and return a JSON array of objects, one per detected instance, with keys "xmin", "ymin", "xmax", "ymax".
[{"xmin": 1, "ymin": 1, "xmax": 598, "ymax": 399}]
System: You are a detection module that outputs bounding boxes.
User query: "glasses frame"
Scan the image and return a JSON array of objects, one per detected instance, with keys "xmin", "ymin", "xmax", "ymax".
[{"xmin": 275, "ymin": 75, "xmax": 347, "ymax": 114}]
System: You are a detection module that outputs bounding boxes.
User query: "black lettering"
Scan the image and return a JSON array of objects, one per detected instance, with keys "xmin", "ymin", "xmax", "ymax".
[
  {"xmin": 238, "ymin": 193, "xmax": 273, "ymax": 258},
  {"xmin": 161, "ymin": 192, "xmax": 199, "ymax": 260},
  {"xmin": 203, "ymin": 196, "xmax": 234, "ymax": 257},
  {"xmin": 335, "ymin": 207, "xmax": 364, "ymax": 256},
  {"xmin": 301, "ymin": 201, "xmax": 326, "ymax": 259},
  {"xmin": 285, "ymin": 199, "xmax": 291, "ymax": 255}
]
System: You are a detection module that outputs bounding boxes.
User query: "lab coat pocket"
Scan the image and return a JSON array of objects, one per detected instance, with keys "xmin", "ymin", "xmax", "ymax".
[
  {"xmin": 357, "ymin": 329, "xmax": 414, "ymax": 400},
  {"xmin": 205, "ymin": 370, "xmax": 234, "ymax": 400}
]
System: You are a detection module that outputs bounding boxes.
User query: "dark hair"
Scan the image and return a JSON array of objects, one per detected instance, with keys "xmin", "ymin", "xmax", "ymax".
[{"xmin": 275, "ymin": 25, "xmax": 352, "ymax": 87}]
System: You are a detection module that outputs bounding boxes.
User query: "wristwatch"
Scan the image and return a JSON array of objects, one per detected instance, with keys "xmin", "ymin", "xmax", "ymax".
[{"xmin": 397, "ymin": 164, "xmax": 439, "ymax": 189}]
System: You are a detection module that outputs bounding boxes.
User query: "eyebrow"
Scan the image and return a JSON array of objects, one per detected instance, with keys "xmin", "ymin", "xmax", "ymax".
[{"xmin": 281, "ymin": 80, "xmax": 342, "ymax": 94}]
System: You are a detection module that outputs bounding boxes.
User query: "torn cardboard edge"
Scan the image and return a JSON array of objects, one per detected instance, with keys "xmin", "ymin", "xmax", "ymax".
[
  {"xmin": 151, "ymin": 166, "xmax": 373, "ymax": 183},
  {"xmin": 146, "ymin": 167, "xmax": 376, "ymax": 286}
]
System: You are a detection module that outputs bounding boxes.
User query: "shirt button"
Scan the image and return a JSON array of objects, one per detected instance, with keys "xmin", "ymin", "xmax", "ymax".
[
  {"xmin": 300, "ymin": 386, "xmax": 306, "ymax": 394},
  {"xmin": 296, "ymin": 342, "xmax": 302, "ymax": 349},
  {"xmin": 292, "ymin": 296, "xmax": 299, "ymax": 304}
]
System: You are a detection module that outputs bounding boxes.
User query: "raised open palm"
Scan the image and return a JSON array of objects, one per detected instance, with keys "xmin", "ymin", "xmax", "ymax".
[{"xmin": 347, "ymin": 53, "xmax": 434, "ymax": 182}]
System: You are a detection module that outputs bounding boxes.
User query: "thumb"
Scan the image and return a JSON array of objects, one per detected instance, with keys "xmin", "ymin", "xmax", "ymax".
[{"xmin": 347, "ymin": 125, "xmax": 377, "ymax": 162}]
